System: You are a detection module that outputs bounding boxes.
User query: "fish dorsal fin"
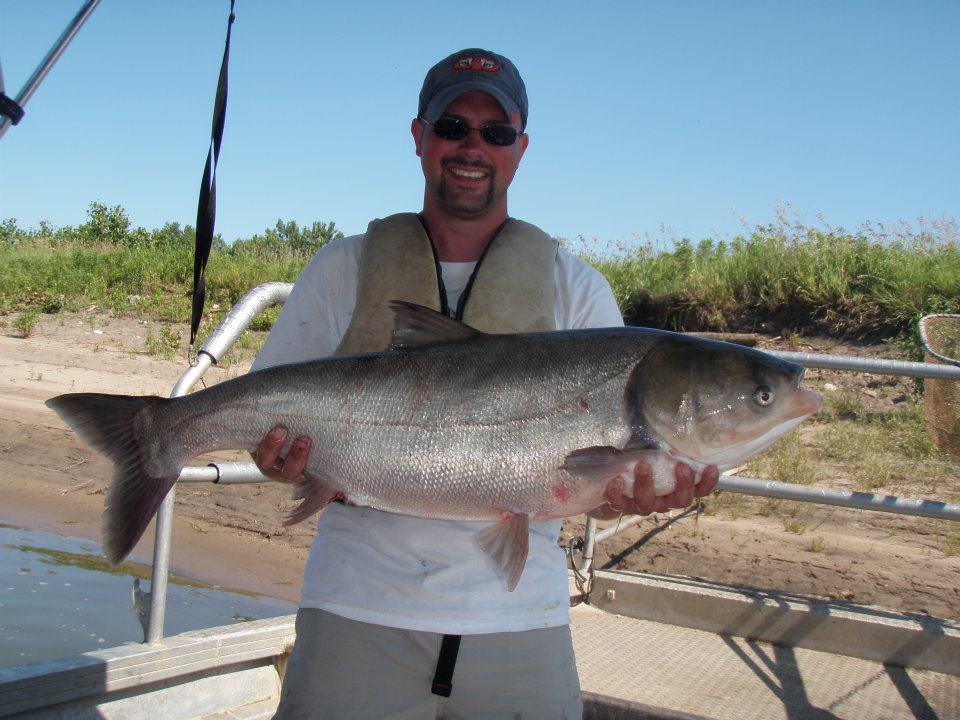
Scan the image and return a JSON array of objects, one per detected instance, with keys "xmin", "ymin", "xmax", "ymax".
[{"xmin": 388, "ymin": 300, "xmax": 484, "ymax": 350}]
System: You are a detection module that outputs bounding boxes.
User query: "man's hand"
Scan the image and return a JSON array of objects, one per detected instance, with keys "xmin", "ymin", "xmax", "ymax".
[
  {"xmin": 588, "ymin": 459, "xmax": 719, "ymax": 520},
  {"xmin": 254, "ymin": 425, "xmax": 312, "ymax": 483}
]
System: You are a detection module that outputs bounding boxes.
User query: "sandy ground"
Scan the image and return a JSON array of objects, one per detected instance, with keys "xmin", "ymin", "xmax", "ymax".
[{"xmin": 1, "ymin": 311, "xmax": 958, "ymax": 619}]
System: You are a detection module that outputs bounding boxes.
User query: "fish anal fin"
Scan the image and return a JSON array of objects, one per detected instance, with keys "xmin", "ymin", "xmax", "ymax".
[
  {"xmin": 474, "ymin": 512, "xmax": 529, "ymax": 592},
  {"xmin": 388, "ymin": 301, "xmax": 484, "ymax": 350},
  {"xmin": 283, "ymin": 471, "xmax": 342, "ymax": 525}
]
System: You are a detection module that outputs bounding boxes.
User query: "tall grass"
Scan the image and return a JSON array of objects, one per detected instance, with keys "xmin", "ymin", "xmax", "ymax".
[
  {"xmin": 586, "ymin": 218, "xmax": 958, "ymax": 341},
  {"xmin": 3, "ymin": 203, "xmax": 957, "ymax": 346},
  {"xmin": 1, "ymin": 203, "xmax": 342, "ymax": 323}
]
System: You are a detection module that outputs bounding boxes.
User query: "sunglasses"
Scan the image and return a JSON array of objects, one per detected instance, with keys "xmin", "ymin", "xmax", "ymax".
[{"xmin": 423, "ymin": 116, "xmax": 520, "ymax": 147}]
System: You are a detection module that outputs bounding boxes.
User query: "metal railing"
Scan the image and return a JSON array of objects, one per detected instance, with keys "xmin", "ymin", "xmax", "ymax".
[
  {"xmin": 577, "ymin": 350, "xmax": 960, "ymax": 577},
  {"xmin": 140, "ymin": 283, "xmax": 960, "ymax": 640},
  {"xmin": 141, "ymin": 282, "xmax": 292, "ymax": 643}
]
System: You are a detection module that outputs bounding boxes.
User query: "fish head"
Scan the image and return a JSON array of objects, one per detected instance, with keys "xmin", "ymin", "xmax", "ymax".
[{"xmin": 628, "ymin": 337, "xmax": 822, "ymax": 469}]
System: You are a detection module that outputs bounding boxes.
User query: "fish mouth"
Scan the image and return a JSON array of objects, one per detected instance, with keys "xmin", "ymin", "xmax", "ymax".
[
  {"xmin": 678, "ymin": 388, "xmax": 823, "ymax": 470},
  {"xmin": 786, "ymin": 387, "xmax": 823, "ymax": 420}
]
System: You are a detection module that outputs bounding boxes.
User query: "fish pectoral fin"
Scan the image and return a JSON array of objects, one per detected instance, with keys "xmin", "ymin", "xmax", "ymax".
[
  {"xmin": 388, "ymin": 301, "xmax": 485, "ymax": 350},
  {"xmin": 562, "ymin": 446, "xmax": 638, "ymax": 484},
  {"xmin": 474, "ymin": 512, "xmax": 529, "ymax": 592},
  {"xmin": 565, "ymin": 446, "xmax": 707, "ymax": 497},
  {"xmin": 283, "ymin": 472, "xmax": 342, "ymax": 526}
]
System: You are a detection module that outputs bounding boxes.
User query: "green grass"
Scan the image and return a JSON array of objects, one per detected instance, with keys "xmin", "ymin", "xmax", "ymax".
[
  {"xmin": 4, "ymin": 204, "xmax": 957, "ymax": 349},
  {"xmin": 585, "ymin": 222, "xmax": 959, "ymax": 346},
  {"xmin": 12, "ymin": 308, "xmax": 40, "ymax": 337}
]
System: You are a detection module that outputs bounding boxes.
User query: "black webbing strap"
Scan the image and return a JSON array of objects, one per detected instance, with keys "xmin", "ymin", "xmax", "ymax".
[
  {"xmin": 190, "ymin": 0, "xmax": 236, "ymax": 347},
  {"xmin": 431, "ymin": 633, "xmax": 462, "ymax": 697},
  {"xmin": 0, "ymin": 93, "xmax": 24, "ymax": 125}
]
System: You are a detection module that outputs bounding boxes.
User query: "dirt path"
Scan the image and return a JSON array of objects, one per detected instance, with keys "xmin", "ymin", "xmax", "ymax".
[{"xmin": 2, "ymin": 311, "xmax": 958, "ymax": 618}]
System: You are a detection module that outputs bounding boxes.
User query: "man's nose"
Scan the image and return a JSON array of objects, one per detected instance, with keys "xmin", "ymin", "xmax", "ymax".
[{"xmin": 459, "ymin": 127, "xmax": 484, "ymax": 148}]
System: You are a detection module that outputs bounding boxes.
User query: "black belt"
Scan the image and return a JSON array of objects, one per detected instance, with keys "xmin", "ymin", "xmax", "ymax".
[{"xmin": 431, "ymin": 634, "xmax": 462, "ymax": 697}]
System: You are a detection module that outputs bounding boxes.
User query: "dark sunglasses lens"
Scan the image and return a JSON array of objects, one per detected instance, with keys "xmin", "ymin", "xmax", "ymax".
[
  {"xmin": 430, "ymin": 117, "xmax": 518, "ymax": 146},
  {"xmin": 432, "ymin": 117, "xmax": 468, "ymax": 141},
  {"xmin": 482, "ymin": 124, "xmax": 518, "ymax": 146}
]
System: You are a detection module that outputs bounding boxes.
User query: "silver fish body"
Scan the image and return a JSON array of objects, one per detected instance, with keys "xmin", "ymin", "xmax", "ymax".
[{"xmin": 47, "ymin": 302, "xmax": 821, "ymax": 589}]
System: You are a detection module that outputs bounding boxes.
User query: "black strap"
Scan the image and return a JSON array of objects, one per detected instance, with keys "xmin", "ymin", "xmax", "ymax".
[
  {"xmin": 431, "ymin": 634, "xmax": 462, "ymax": 697},
  {"xmin": 190, "ymin": 0, "xmax": 236, "ymax": 347},
  {"xmin": 0, "ymin": 93, "xmax": 25, "ymax": 125}
]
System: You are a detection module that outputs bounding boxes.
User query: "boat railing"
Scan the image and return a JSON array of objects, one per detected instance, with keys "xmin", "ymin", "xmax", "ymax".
[{"xmin": 142, "ymin": 283, "xmax": 960, "ymax": 642}]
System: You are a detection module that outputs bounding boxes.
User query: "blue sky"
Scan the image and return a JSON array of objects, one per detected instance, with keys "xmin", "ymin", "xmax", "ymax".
[{"xmin": 1, "ymin": 1, "xmax": 957, "ymax": 252}]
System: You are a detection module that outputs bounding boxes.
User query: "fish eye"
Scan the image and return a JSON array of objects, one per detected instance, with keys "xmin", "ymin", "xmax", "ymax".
[{"xmin": 753, "ymin": 385, "xmax": 775, "ymax": 406}]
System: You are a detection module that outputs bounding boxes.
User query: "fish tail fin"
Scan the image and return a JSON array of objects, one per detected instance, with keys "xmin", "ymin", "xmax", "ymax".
[
  {"xmin": 475, "ymin": 512, "xmax": 529, "ymax": 592},
  {"xmin": 46, "ymin": 392, "xmax": 175, "ymax": 563}
]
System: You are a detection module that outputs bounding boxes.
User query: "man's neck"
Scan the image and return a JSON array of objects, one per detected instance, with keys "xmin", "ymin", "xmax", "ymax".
[{"xmin": 420, "ymin": 207, "xmax": 508, "ymax": 262}]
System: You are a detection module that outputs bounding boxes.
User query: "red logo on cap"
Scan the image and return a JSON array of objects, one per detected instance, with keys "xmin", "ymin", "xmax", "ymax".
[{"xmin": 452, "ymin": 55, "xmax": 500, "ymax": 73}]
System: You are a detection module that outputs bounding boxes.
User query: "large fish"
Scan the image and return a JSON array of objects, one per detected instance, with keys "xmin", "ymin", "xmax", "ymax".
[{"xmin": 47, "ymin": 302, "xmax": 820, "ymax": 590}]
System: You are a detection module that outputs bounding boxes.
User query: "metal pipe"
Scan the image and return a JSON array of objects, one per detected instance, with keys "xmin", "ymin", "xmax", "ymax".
[
  {"xmin": 0, "ymin": 0, "xmax": 101, "ymax": 139},
  {"xmin": 199, "ymin": 282, "xmax": 292, "ymax": 363},
  {"xmin": 579, "ymin": 516, "xmax": 598, "ymax": 575},
  {"xmin": 594, "ymin": 513, "xmax": 647, "ymax": 543},
  {"xmin": 717, "ymin": 475, "xmax": 960, "ymax": 521},
  {"xmin": 145, "ymin": 489, "xmax": 174, "ymax": 644},
  {"xmin": 143, "ymin": 283, "xmax": 291, "ymax": 642},
  {"xmin": 766, "ymin": 350, "xmax": 960, "ymax": 380},
  {"xmin": 177, "ymin": 461, "xmax": 271, "ymax": 484},
  {"xmin": 576, "ymin": 348, "xmax": 960, "ymax": 574},
  {"xmin": 145, "ymin": 352, "xmax": 212, "ymax": 644}
]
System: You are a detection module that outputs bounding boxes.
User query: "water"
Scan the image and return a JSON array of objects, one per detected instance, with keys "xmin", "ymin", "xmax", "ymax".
[{"xmin": 0, "ymin": 523, "xmax": 297, "ymax": 669}]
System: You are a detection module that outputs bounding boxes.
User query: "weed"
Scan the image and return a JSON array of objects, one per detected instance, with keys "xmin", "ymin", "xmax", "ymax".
[
  {"xmin": 769, "ymin": 439, "xmax": 817, "ymax": 485},
  {"xmin": 701, "ymin": 492, "xmax": 747, "ymax": 520},
  {"xmin": 940, "ymin": 531, "xmax": 960, "ymax": 557},
  {"xmin": 808, "ymin": 536, "xmax": 826, "ymax": 553},
  {"xmin": 783, "ymin": 518, "xmax": 807, "ymax": 534},
  {"xmin": 859, "ymin": 455, "xmax": 892, "ymax": 491},
  {"xmin": 823, "ymin": 389, "xmax": 867, "ymax": 421},
  {"xmin": 144, "ymin": 325, "xmax": 181, "ymax": 359},
  {"xmin": 12, "ymin": 309, "xmax": 40, "ymax": 337}
]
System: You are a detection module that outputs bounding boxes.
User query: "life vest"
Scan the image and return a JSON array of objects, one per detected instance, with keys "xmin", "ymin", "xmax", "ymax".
[{"xmin": 335, "ymin": 212, "xmax": 558, "ymax": 355}]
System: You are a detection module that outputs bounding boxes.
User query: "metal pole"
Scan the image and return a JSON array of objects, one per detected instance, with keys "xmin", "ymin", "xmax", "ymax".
[
  {"xmin": 142, "ymin": 282, "xmax": 292, "ymax": 643},
  {"xmin": 717, "ymin": 475, "xmax": 960, "ymax": 521},
  {"xmin": 576, "ymin": 346, "xmax": 960, "ymax": 575},
  {"xmin": 0, "ymin": 0, "xmax": 101, "ymax": 139},
  {"xmin": 766, "ymin": 350, "xmax": 960, "ymax": 380}
]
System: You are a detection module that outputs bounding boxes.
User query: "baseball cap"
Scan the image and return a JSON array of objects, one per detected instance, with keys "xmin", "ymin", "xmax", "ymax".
[{"xmin": 418, "ymin": 48, "xmax": 529, "ymax": 130}]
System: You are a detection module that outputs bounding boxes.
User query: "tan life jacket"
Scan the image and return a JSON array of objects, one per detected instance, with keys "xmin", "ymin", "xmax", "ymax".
[{"xmin": 335, "ymin": 212, "xmax": 558, "ymax": 356}]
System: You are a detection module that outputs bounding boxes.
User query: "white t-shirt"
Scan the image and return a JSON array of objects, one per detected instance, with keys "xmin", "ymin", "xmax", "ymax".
[{"xmin": 252, "ymin": 231, "xmax": 624, "ymax": 634}]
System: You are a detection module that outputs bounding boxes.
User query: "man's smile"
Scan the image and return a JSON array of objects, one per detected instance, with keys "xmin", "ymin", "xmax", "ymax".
[{"xmin": 448, "ymin": 167, "xmax": 487, "ymax": 179}]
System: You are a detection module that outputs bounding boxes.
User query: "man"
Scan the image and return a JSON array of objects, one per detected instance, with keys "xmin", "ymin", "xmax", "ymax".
[{"xmin": 252, "ymin": 48, "xmax": 717, "ymax": 719}]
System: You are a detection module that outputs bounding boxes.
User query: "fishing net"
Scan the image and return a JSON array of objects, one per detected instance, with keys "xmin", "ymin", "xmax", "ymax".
[{"xmin": 919, "ymin": 314, "xmax": 960, "ymax": 462}]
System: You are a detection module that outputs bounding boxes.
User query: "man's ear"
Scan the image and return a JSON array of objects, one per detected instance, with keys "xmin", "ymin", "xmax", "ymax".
[
  {"xmin": 411, "ymin": 118, "xmax": 425, "ymax": 157},
  {"xmin": 517, "ymin": 132, "xmax": 529, "ymax": 162}
]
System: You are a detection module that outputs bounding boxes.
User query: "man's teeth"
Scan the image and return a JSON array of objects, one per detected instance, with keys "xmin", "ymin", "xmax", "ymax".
[{"xmin": 450, "ymin": 167, "xmax": 486, "ymax": 179}]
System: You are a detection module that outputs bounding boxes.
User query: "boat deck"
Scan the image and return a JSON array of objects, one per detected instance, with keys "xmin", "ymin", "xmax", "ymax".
[
  {"xmin": 572, "ymin": 603, "xmax": 958, "ymax": 720},
  {"xmin": 2, "ymin": 570, "xmax": 958, "ymax": 719}
]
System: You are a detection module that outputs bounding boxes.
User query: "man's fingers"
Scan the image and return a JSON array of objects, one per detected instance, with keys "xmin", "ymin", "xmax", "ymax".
[
  {"xmin": 255, "ymin": 425, "xmax": 288, "ymax": 473},
  {"xmin": 603, "ymin": 476, "xmax": 627, "ymax": 509},
  {"xmin": 696, "ymin": 465, "xmax": 720, "ymax": 497},
  {"xmin": 671, "ymin": 463, "xmax": 695, "ymax": 507},
  {"xmin": 281, "ymin": 436, "xmax": 312, "ymax": 480},
  {"xmin": 630, "ymin": 459, "xmax": 656, "ymax": 515}
]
